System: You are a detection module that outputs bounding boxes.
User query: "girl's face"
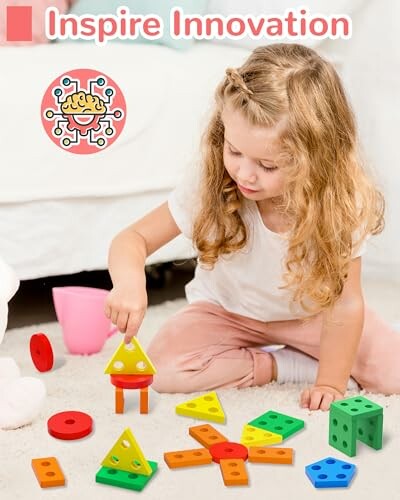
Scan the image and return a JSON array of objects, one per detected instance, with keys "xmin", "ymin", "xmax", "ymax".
[{"xmin": 221, "ymin": 105, "xmax": 287, "ymax": 203}]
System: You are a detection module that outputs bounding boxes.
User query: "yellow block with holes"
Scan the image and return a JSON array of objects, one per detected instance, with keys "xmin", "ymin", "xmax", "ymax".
[
  {"xmin": 101, "ymin": 428, "xmax": 152, "ymax": 476},
  {"xmin": 104, "ymin": 337, "xmax": 156, "ymax": 375},
  {"xmin": 176, "ymin": 391, "xmax": 226, "ymax": 424},
  {"xmin": 240, "ymin": 424, "xmax": 283, "ymax": 446}
]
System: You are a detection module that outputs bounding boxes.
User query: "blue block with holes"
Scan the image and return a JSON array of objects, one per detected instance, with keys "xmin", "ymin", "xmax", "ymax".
[{"xmin": 305, "ymin": 456, "xmax": 356, "ymax": 488}]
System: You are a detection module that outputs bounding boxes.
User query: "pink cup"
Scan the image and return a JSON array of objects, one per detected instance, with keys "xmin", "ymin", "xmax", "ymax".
[{"xmin": 52, "ymin": 286, "xmax": 118, "ymax": 355}]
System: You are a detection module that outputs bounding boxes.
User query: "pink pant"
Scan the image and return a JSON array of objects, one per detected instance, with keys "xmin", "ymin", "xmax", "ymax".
[{"xmin": 147, "ymin": 301, "xmax": 400, "ymax": 394}]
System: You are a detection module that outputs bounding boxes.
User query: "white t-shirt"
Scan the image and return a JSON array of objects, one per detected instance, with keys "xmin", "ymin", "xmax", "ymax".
[{"xmin": 168, "ymin": 171, "xmax": 367, "ymax": 322}]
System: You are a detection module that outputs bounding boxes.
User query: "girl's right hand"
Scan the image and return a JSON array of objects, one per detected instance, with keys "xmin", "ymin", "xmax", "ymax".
[{"xmin": 105, "ymin": 283, "xmax": 148, "ymax": 344}]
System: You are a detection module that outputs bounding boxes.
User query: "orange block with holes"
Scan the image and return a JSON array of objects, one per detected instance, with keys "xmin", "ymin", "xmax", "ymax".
[
  {"xmin": 140, "ymin": 387, "xmax": 149, "ymax": 414},
  {"xmin": 31, "ymin": 457, "xmax": 65, "ymax": 488},
  {"xmin": 115, "ymin": 387, "xmax": 124, "ymax": 414},
  {"xmin": 189, "ymin": 424, "xmax": 228, "ymax": 448},
  {"xmin": 248, "ymin": 447, "xmax": 293, "ymax": 464},
  {"xmin": 164, "ymin": 448, "xmax": 213, "ymax": 468},
  {"xmin": 219, "ymin": 458, "xmax": 248, "ymax": 486}
]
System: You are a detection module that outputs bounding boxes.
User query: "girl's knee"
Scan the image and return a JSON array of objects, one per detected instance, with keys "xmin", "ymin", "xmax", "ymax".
[{"xmin": 353, "ymin": 359, "xmax": 400, "ymax": 395}]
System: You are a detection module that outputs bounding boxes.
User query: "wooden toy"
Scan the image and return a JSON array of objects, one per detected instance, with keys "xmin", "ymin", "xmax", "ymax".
[
  {"xmin": 104, "ymin": 338, "xmax": 156, "ymax": 415},
  {"xmin": 189, "ymin": 424, "xmax": 228, "ymax": 448},
  {"xmin": 164, "ymin": 423, "xmax": 294, "ymax": 487},
  {"xmin": 96, "ymin": 427, "xmax": 158, "ymax": 492},
  {"xmin": 47, "ymin": 410, "xmax": 93, "ymax": 440},
  {"xmin": 104, "ymin": 337, "xmax": 156, "ymax": 375},
  {"xmin": 248, "ymin": 410, "xmax": 304, "ymax": 440},
  {"xmin": 115, "ymin": 387, "xmax": 124, "ymax": 414},
  {"xmin": 176, "ymin": 391, "xmax": 226, "ymax": 423},
  {"xmin": 305, "ymin": 457, "xmax": 356, "ymax": 488},
  {"xmin": 240, "ymin": 424, "xmax": 283, "ymax": 446},
  {"xmin": 101, "ymin": 428, "xmax": 152, "ymax": 476},
  {"xmin": 329, "ymin": 395, "xmax": 383, "ymax": 457},
  {"xmin": 110, "ymin": 374, "xmax": 153, "ymax": 414},
  {"xmin": 30, "ymin": 333, "xmax": 54, "ymax": 372},
  {"xmin": 164, "ymin": 448, "xmax": 213, "ymax": 468},
  {"xmin": 31, "ymin": 457, "xmax": 65, "ymax": 488},
  {"xmin": 96, "ymin": 461, "xmax": 158, "ymax": 492},
  {"xmin": 219, "ymin": 458, "xmax": 248, "ymax": 486},
  {"xmin": 248, "ymin": 447, "xmax": 293, "ymax": 464}
]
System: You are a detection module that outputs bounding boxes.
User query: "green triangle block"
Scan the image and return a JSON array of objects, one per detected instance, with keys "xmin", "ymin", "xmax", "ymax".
[
  {"xmin": 248, "ymin": 410, "xmax": 304, "ymax": 440},
  {"xmin": 96, "ymin": 460, "xmax": 158, "ymax": 491}
]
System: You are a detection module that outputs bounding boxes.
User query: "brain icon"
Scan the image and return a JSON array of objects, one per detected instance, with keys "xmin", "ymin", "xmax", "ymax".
[{"xmin": 61, "ymin": 91, "xmax": 106, "ymax": 114}]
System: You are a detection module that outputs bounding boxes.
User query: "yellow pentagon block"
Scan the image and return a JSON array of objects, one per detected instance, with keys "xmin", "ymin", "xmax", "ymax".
[
  {"xmin": 104, "ymin": 337, "xmax": 156, "ymax": 375},
  {"xmin": 240, "ymin": 424, "xmax": 283, "ymax": 447},
  {"xmin": 101, "ymin": 428, "xmax": 152, "ymax": 476},
  {"xmin": 176, "ymin": 391, "xmax": 226, "ymax": 424}
]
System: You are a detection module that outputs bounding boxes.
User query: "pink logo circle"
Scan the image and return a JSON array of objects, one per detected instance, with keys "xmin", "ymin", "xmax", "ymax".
[{"xmin": 41, "ymin": 68, "xmax": 126, "ymax": 154}]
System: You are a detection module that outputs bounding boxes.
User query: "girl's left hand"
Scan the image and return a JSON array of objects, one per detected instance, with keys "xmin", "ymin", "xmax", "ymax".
[{"xmin": 300, "ymin": 385, "xmax": 344, "ymax": 411}]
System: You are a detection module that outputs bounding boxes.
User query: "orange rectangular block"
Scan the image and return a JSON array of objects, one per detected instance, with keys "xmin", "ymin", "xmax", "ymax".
[
  {"xmin": 140, "ymin": 386, "xmax": 149, "ymax": 414},
  {"xmin": 31, "ymin": 457, "xmax": 65, "ymax": 488},
  {"xmin": 248, "ymin": 447, "xmax": 293, "ymax": 464},
  {"xmin": 219, "ymin": 458, "xmax": 248, "ymax": 486},
  {"xmin": 164, "ymin": 448, "xmax": 212, "ymax": 468},
  {"xmin": 115, "ymin": 387, "xmax": 124, "ymax": 414},
  {"xmin": 189, "ymin": 424, "xmax": 228, "ymax": 448}
]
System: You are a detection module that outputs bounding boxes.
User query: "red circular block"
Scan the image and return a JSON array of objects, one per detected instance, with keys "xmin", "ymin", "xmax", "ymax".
[
  {"xmin": 30, "ymin": 333, "xmax": 54, "ymax": 372},
  {"xmin": 209, "ymin": 441, "xmax": 248, "ymax": 464},
  {"xmin": 48, "ymin": 411, "xmax": 93, "ymax": 440},
  {"xmin": 110, "ymin": 374, "xmax": 153, "ymax": 389}
]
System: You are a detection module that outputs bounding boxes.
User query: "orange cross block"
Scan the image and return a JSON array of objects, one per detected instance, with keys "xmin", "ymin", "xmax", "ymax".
[
  {"xmin": 31, "ymin": 457, "xmax": 65, "ymax": 488},
  {"xmin": 189, "ymin": 424, "xmax": 228, "ymax": 448},
  {"xmin": 248, "ymin": 447, "xmax": 294, "ymax": 464},
  {"xmin": 219, "ymin": 458, "xmax": 248, "ymax": 486},
  {"xmin": 164, "ymin": 448, "xmax": 213, "ymax": 468}
]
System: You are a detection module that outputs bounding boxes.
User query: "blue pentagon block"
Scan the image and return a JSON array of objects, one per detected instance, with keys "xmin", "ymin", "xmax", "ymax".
[{"xmin": 305, "ymin": 457, "xmax": 356, "ymax": 488}]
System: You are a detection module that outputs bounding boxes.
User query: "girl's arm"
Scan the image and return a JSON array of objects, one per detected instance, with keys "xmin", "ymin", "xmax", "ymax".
[
  {"xmin": 106, "ymin": 201, "xmax": 181, "ymax": 342},
  {"xmin": 301, "ymin": 257, "xmax": 364, "ymax": 411}
]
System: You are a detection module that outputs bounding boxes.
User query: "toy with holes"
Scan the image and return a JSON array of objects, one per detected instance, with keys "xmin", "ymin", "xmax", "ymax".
[
  {"xmin": 240, "ymin": 409, "xmax": 305, "ymax": 446},
  {"xmin": 176, "ymin": 391, "xmax": 226, "ymax": 423},
  {"xmin": 104, "ymin": 337, "xmax": 156, "ymax": 414},
  {"xmin": 96, "ymin": 427, "xmax": 158, "ymax": 491},
  {"xmin": 31, "ymin": 457, "xmax": 66, "ymax": 488},
  {"xmin": 329, "ymin": 395, "xmax": 383, "ymax": 457},
  {"xmin": 305, "ymin": 456, "xmax": 356, "ymax": 488},
  {"xmin": 164, "ymin": 422, "xmax": 295, "ymax": 487}
]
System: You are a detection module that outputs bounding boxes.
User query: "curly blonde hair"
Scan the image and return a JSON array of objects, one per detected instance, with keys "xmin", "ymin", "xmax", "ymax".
[{"xmin": 192, "ymin": 43, "xmax": 385, "ymax": 316}]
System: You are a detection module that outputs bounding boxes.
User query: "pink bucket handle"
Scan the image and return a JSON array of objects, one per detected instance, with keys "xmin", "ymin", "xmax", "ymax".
[{"xmin": 108, "ymin": 326, "xmax": 119, "ymax": 338}]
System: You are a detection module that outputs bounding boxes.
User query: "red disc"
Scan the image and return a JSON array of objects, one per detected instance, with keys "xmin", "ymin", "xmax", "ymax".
[
  {"xmin": 30, "ymin": 333, "xmax": 54, "ymax": 372},
  {"xmin": 209, "ymin": 441, "xmax": 248, "ymax": 464},
  {"xmin": 110, "ymin": 374, "xmax": 153, "ymax": 389},
  {"xmin": 47, "ymin": 411, "xmax": 93, "ymax": 440}
]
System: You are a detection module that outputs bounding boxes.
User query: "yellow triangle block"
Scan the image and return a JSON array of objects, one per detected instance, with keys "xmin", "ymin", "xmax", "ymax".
[
  {"xmin": 104, "ymin": 337, "xmax": 156, "ymax": 375},
  {"xmin": 240, "ymin": 424, "xmax": 283, "ymax": 446},
  {"xmin": 176, "ymin": 391, "xmax": 226, "ymax": 424},
  {"xmin": 101, "ymin": 428, "xmax": 152, "ymax": 476}
]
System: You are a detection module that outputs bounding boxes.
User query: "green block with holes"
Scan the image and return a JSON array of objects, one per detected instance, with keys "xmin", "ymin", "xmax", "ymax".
[
  {"xmin": 248, "ymin": 410, "xmax": 305, "ymax": 440},
  {"xmin": 96, "ymin": 460, "xmax": 158, "ymax": 491},
  {"xmin": 329, "ymin": 396, "xmax": 383, "ymax": 457}
]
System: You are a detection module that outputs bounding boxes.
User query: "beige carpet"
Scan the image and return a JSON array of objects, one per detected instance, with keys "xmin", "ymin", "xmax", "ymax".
[{"xmin": 0, "ymin": 298, "xmax": 399, "ymax": 500}]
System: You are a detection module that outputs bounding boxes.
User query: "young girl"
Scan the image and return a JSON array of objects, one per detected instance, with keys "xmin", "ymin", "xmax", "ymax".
[{"xmin": 106, "ymin": 43, "xmax": 400, "ymax": 411}]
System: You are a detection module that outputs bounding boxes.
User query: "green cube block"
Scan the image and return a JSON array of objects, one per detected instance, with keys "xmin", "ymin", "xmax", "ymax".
[
  {"xmin": 329, "ymin": 396, "xmax": 383, "ymax": 457},
  {"xmin": 96, "ymin": 460, "xmax": 158, "ymax": 491},
  {"xmin": 248, "ymin": 410, "xmax": 305, "ymax": 440}
]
